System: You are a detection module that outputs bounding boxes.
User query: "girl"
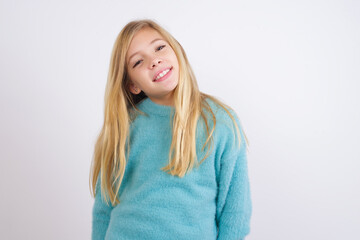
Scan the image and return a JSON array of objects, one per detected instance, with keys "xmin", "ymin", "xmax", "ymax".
[{"xmin": 90, "ymin": 19, "xmax": 252, "ymax": 240}]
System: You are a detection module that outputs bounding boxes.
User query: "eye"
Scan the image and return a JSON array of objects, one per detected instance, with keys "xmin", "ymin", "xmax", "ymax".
[
  {"xmin": 132, "ymin": 45, "xmax": 166, "ymax": 68},
  {"xmin": 133, "ymin": 60, "xmax": 142, "ymax": 68},
  {"xmin": 156, "ymin": 45, "xmax": 166, "ymax": 51}
]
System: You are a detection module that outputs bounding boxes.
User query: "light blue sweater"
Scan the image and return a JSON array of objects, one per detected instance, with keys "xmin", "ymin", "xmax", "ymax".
[{"xmin": 92, "ymin": 97, "xmax": 252, "ymax": 240}]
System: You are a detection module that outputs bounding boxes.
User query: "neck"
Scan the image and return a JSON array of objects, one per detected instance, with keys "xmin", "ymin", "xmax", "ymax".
[{"xmin": 148, "ymin": 92, "xmax": 175, "ymax": 106}]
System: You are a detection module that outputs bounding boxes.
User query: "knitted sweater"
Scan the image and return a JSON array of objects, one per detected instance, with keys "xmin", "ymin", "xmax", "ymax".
[{"xmin": 91, "ymin": 97, "xmax": 252, "ymax": 240}]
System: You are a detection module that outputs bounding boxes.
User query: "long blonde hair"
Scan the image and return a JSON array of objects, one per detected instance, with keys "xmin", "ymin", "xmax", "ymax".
[{"xmin": 89, "ymin": 19, "xmax": 249, "ymax": 207}]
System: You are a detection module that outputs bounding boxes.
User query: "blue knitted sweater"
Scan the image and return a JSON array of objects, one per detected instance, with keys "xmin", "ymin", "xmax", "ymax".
[{"xmin": 92, "ymin": 97, "xmax": 252, "ymax": 240}]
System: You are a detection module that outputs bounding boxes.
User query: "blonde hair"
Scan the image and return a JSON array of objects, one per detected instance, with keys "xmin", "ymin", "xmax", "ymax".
[{"xmin": 89, "ymin": 19, "xmax": 249, "ymax": 207}]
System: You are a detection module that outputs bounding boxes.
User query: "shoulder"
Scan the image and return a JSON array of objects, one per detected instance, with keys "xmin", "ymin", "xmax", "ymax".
[
  {"xmin": 201, "ymin": 96, "xmax": 247, "ymax": 153},
  {"xmin": 202, "ymin": 96, "xmax": 241, "ymax": 132}
]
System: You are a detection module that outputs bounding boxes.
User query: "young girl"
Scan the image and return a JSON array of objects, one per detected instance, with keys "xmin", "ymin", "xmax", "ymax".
[{"xmin": 90, "ymin": 19, "xmax": 252, "ymax": 240}]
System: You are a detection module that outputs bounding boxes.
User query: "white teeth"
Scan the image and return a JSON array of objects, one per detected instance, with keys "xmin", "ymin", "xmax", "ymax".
[{"xmin": 155, "ymin": 68, "xmax": 170, "ymax": 80}]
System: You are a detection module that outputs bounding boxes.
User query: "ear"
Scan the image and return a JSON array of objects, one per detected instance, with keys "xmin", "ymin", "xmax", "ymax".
[{"xmin": 129, "ymin": 82, "xmax": 141, "ymax": 95}]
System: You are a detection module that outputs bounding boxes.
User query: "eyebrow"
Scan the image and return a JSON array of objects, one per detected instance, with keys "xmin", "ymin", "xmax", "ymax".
[{"xmin": 128, "ymin": 38, "xmax": 163, "ymax": 63}]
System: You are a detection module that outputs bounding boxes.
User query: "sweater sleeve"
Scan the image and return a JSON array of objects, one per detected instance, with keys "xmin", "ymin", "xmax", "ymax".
[
  {"xmin": 92, "ymin": 175, "xmax": 114, "ymax": 240},
  {"xmin": 215, "ymin": 110, "xmax": 252, "ymax": 240}
]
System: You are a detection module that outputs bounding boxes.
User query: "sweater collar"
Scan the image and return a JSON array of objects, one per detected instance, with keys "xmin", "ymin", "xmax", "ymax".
[{"xmin": 136, "ymin": 97, "xmax": 175, "ymax": 117}]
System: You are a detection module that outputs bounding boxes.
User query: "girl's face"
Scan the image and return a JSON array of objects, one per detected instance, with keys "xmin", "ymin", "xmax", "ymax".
[{"xmin": 126, "ymin": 27, "xmax": 179, "ymax": 106}]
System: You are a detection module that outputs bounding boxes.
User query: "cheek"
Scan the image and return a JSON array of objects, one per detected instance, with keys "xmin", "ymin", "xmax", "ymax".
[
  {"xmin": 172, "ymin": 54, "xmax": 179, "ymax": 67},
  {"xmin": 128, "ymin": 69, "xmax": 141, "ymax": 80},
  {"xmin": 128, "ymin": 71, "xmax": 149, "ymax": 87}
]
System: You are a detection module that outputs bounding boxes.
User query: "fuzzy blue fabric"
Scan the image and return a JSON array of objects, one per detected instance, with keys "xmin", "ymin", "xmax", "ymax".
[{"xmin": 92, "ymin": 97, "xmax": 252, "ymax": 240}]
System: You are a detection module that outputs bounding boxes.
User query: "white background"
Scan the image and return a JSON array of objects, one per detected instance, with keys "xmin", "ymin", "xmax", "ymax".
[{"xmin": 1, "ymin": 0, "xmax": 359, "ymax": 239}]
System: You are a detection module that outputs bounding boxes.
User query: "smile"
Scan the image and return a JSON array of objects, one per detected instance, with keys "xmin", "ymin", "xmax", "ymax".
[{"xmin": 153, "ymin": 66, "xmax": 173, "ymax": 82}]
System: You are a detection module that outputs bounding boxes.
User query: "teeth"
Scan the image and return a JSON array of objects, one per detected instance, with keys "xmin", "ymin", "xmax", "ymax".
[{"xmin": 155, "ymin": 68, "xmax": 170, "ymax": 80}]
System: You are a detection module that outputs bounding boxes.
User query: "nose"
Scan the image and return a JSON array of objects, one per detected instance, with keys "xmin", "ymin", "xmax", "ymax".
[{"xmin": 150, "ymin": 58, "xmax": 162, "ymax": 69}]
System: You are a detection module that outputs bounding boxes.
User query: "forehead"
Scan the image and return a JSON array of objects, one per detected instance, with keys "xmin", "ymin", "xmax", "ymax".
[{"xmin": 126, "ymin": 28, "xmax": 164, "ymax": 61}]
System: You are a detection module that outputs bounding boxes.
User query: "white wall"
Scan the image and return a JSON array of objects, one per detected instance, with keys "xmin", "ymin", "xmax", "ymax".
[{"xmin": 1, "ymin": 0, "xmax": 359, "ymax": 239}]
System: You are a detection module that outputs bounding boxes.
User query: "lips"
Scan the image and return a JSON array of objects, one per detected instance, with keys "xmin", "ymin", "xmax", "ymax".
[{"xmin": 153, "ymin": 66, "xmax": 173, "ymax": 82}]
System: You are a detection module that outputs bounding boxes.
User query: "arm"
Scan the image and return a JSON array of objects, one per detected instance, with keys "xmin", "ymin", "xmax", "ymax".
[
  {"xmin": 216, "ymin": 112, "xmax": 252, "ymax": 240},
  {"xmin": 92, "ymin": 175, "xmax": 113, "ymax": 240}
]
